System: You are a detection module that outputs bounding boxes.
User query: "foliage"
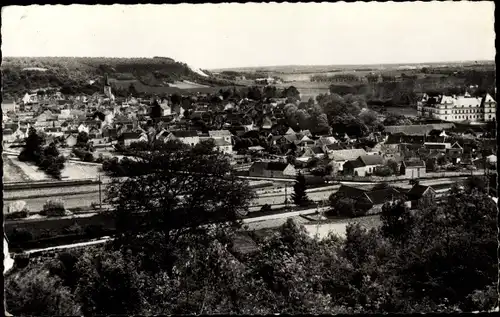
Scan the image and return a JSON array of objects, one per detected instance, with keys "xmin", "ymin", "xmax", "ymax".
[
  {"xmin": 2, "ymin": 56, "xmax": 220, "ymax": 98},
  {"xmin": 5, "ymin": 210, "xmax": 29, "ymax": 220},
  {"xmin": 5, "ymin": 175, "xmax": 497, "ymax": 315},
  {"xmin": 40, "ymin": 199, "xmax": 66, "ymax": 217},
  {"xmin": 105, "ymin": 139, "xmax": 255, "ymax": 274},
  {"xmin": 18, "ymin": 127, "xmax": 65, "ymax": 179},
  {"xmin": 5, "ymin": 265, "xmax": 81, "ymax": 316},
  {"xmin": 281, "ymin": 86, "xmax": 300, "ymax": 101},
  {"xmin": 373, "ymin": 166, "xmax": 392, "ymax": 177},
  {"xmin": 291, "ymin": 173, "xmax": 310, "ymax": 206},
  {"xmin": 73, "ymin": 148, "xmax": 94, "ymax": 162},
  {"xmin": 260, "ymin": 204, "xmax": 272, "ymax": 212}
]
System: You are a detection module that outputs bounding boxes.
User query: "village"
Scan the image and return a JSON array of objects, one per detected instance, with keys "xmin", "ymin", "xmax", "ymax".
[
  {"xmin": 2, "ymin": 75, "xmax": 497, "ymax": 220},
  {"xmin": 2, "ymin": 3, "xmax": 498, "ymax": 315}
]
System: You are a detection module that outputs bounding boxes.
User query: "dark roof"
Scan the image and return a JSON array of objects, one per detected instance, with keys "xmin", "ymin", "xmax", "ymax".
[
  {"xmin": 171, "ymin": 130, "xmax": 199, "ymax": 138},
  {"xmin": 386, "ymin": 134, "xmax": 425, "ymax": 145},
  {"xmin": 403, "ymin": 160, "xmax": 426, "ymax": 168},
  {"xmin": 121, "ymin": 131, "xmax": 143, "ymax": 139},
  {"xmin": 311, "ymin": 147, "xmax": 324, "ymax": 154},
  {"xmin": 365, "ymin": 188, "xmax": 401, "ymax": 205},
  {"xmin": 407, "ymin": 184, "xmax": 434, "ymax": 199},
  {"xmin": 251, "ymin": 161, "xmax": 289, "ymax": 171},
  {"xmin": 359, "ymin": 155, "xmax": 384, "ymax": 166},
  {"xmin": 325, "ymin": 143, "xmax": 347, "ymax": 151},
  {"xmin": 425, "ymin": 144, "xmax": 446, "ymax": 150},
  {"xmin": 337, "ymin": 185, "xmax": 367, "ymax": 197}
]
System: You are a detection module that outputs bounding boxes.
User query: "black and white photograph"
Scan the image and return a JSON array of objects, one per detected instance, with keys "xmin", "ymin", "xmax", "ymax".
[{"xmin": 2, "ymin": 2, "xmax": 498, "ymax": 315}]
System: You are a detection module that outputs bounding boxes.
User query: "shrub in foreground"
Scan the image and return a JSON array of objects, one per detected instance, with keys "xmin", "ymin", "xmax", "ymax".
[{"xmin": 40, "ymin": 199, "xmax": 66, "ymax": 217}]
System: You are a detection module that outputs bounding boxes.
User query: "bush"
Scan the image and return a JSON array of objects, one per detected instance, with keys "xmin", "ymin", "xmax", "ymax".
[
  {"xmin": 41, "ymin": 199, "xmax": 66, "ymax": 217},
  {"xmin": 6, "ymin": 201, "xmax": 30, "ymax": 219},
  {"xmin": 8, "ymin": 228, "xmax": 34, "ymax": 245},
  {"xmin": 5, "ymin": 210, "xmax": 29, "ymax": 220},
  {"xmin": 84, "ymin": 224, "xmax": 105, "ymax": 237},
  {"xmin": 260, "ymin": 204, "xmax": 272, "ymax": 212},
  {"xmin": 95, "ymin": 154, "xmax": 105, "ymax": 163},
  {"xmin": 63, "ymin": 223, "xmax": 83, "ymax": 235},
  {"xmin": 373, "ymin": 166, "xmax": 392, "ymax": 177}
]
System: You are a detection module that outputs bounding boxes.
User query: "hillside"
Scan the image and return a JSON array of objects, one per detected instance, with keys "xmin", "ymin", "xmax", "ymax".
[{"xmin": 1, "ymin": 57, "xmax": 237, "ymax": 98}]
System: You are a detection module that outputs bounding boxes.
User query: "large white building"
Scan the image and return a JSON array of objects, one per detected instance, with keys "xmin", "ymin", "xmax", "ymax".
[{"xmin": 417, "ymin": 92, "xmax": 496, "ymax": 123}]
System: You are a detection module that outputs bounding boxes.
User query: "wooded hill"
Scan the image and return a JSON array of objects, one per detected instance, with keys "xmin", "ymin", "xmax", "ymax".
[{"xmin": 2, "ymin": 57, "xmax": 234, "ymax": 98}]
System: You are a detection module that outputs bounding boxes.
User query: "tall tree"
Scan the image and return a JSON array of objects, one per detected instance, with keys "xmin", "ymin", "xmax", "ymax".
[
  {"xmin": 291, "ymin": 173, "xmax": 310, "ymax": 207},
  {"xmin": 105, "ymin": 140, "xmax": 255, "ymax": 273}
]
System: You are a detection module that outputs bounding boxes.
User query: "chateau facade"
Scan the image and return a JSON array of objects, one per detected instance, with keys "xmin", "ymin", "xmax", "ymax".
[{"xmin": 417, "ymin": 92, "xmax": 496, "ymax": 123}]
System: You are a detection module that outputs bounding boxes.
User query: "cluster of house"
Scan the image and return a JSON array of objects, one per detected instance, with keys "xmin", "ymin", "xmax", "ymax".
[
  {"xmin": 246, "ymin": 122, "xmax": 496, "ymax": 179},
  {"xmin": 2, "ymin": 85, "xmax": 496, "ymax": 182}
]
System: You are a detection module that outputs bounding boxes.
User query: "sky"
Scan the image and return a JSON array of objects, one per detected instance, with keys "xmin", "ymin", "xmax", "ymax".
[{"xmin": 1, "ymin": 2, "xmax": 496, "ymax": 69}]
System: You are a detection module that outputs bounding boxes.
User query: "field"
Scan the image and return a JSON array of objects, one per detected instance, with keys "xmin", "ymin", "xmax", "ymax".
[
  {"xmin": 2, "ymin": 155, "xmax": 31, "ymax": 182},
  {"xmin": 211, "ymin": 60, "xmax": 494, "ymax": 74},
  {"xmin": 3, "ymin": 155, "xmax": 102, "ymax": 182}
]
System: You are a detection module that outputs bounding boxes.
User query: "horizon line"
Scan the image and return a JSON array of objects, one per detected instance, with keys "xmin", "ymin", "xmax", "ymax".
[{"xmin": 2, "ymin": 56, "xmax": 495, "ymax": 71}]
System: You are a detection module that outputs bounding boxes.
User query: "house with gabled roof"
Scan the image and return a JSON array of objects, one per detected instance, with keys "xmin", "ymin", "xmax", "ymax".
[
  {"xmin": 297, "ymin": 146, "xmax": 325, "ymax": 162},
  {"xmin": 335, "ymin": 184, "xmax": 403, "ymax": 215},
  {"xmin": 119, "ymin": 131, "xmax": 148, "ymax": 147},
  {"xmin": 166, "ymin": 130, "xmax": 200, "ymax": 146},
  {"xmin": 208, "ymin": 130, "xmax": 232, "ymax": 143},
  {"xmin": 327, "ymin": 148, "xmax": 367, "ymax": 172},
  {"xmin": 249, "ymin": 161, "xmax": 296, "ymax": 178},
  {"xmin": 405, "ymin": 184, "xmax": 436, "ymax": 209},
  {"xmin": 400, "ymin": 159, "xmax": 426, "ymax": 178},
  {"xmin": 343, "ymin": 154, "xmax": 385, "ymax": 177}
]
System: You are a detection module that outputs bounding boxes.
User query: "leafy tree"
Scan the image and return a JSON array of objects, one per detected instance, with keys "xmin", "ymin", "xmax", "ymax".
[
  {"xmin": 247, "ymin": 86, "xmax": 262, "ymax": 100},
  {"xmin": 291, "ymin": 173, "xmax": 310, "ymax": 207},
  {"xmin": 170, "ymin": 93, "xmax": 182, "ymax": 105},
  {"xmin": 128, "ymin": 83, "xmax": 137, "ymax": 96},
  {"xmin": 281, "ymin": 86, "xmax": 300, "ymax": 101},
  {"xmin": 75, "ymin": 249, "xmax": 145, "ymax": 316},
  {"xmin": 75, "ymin": 131, "xmax": 90, "ymax": 147},
  {"xmin": 263, "ymin": 85, "xmax": 277, "ymax": 99},
  {"xmin": 105, "ymin": 140, "xmax": 255, "ymax": 273},
  {"xmin": 380, "ymin": 199, "xmax": 414, "ymax": 244},
  {"xmin": 18, "ymin": 128, "xmax": 65, "ymax": 179},
  {"xmin": 5, "ymin": 265, "xmax": 81, "ymax": 316},
  {"xmin": 19, "ymin": 127, "xmax": 45, "ymax": 163},
  {"xmin": 150, "ymin": 99, "xmax": 162, "ymax": 121},
  {"xmin": 387, "ymin": 160, "xmax": 399, "ymax": 175},
  {"xmin": 328, "ymin": 192, "xmax": 358, "ymax": 217}
]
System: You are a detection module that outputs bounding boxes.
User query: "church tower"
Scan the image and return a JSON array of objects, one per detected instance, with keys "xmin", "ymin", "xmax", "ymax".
[{"xmin": 103, "ymin": 73, "xmax": 115, "ymax": 101}]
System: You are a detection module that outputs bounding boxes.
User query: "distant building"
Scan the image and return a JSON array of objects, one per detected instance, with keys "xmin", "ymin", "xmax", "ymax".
[
  {"xmin": 417, "ymin": 93, "xmax": 496, "ymax": 122},
  {"xmin": 1, "ymin": 99, "xmax": 17, "ymax": 113}
]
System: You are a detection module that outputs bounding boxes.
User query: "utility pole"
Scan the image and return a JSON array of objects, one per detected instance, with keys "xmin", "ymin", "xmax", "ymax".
[
  {"xmin": 98, "ymin": 173, "xmax": 102, "ymax": 211},
  {"xmin": 285, "ymin": 183, "xmax": 289, "ymax": 209}
]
